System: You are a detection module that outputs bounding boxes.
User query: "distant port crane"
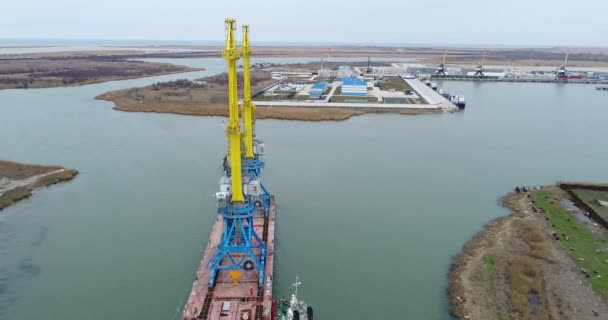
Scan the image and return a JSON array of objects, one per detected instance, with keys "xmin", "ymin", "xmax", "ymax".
[
  {"xmin": 556, "ymin": 50, "xmax": 569, "ymax": 80},
  {"xmin": 473, "ymin": 49, "xmax": 486, "ymax": 77},
  {"xmin": 436, "ymin": 48, "xmax": 448, "ymax": 76},
  {"xmin": 208, "ymin": 19, "xmax": 267, "ymax": 288}
]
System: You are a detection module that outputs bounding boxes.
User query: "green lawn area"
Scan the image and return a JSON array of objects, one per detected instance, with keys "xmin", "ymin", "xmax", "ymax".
[
  {"xmin": 378, "ymin": 76, "xmax": 411, "ymax": 91},
  {"xmin": 333, "ymin": 86, "xmax": 341, "ymax": 95},
  {"xmin": 532, "ymin": 190, "xmax": 608, "ymax": 297},
  {"xmin": 329, "ymin": 96, "xmax": 377, "ymax": 103},
  {"xmin": 254, "ymin": 95, "xmax": 288, "ymax": 101},
  {"xmin": 571, "ymin": 189, "xmax": 608, "ymax": 222},
  {"xmin": 254, "ymin": 92, "xmax": 310, "ymax": 101}
]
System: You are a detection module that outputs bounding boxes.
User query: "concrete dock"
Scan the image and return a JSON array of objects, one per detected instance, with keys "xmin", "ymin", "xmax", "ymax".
[
  {"xmin": 431, "ymin": 75, "xmax": 608, "ymax": 84},
  {"xmin": 402, "ymin": 78, "xmax": 458, "ymax": 110}
]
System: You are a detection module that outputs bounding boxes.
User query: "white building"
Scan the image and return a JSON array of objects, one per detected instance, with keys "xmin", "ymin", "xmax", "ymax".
[{"xmin": 337, "ymin": 66, "xmax": 357, "ymax": 78}]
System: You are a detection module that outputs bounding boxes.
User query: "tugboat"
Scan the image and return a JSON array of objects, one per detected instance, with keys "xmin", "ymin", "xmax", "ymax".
[
  {"xmin": 450, "ymin": 95, "xmax": 466, "ymax": 109},
  {"xmin": 272, "ymin": 277, "xmax": 313, "ymax": 320}
]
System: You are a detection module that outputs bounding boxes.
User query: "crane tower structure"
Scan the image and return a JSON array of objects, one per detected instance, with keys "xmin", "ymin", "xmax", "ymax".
[
  {"xmin": 556, "ymin": 50, "xmax": 569, "ymax": 80},
  {"xmin": 241, "ymin": 24, "xmax": 271, "ymax": 211},
  {"xmin": 474, "ymin": 49, "xmax": 486, "ymax": 77},
  {"xmin": 207, "ymin": 19, "xmax": 267, "ymax": 288},
  {"xmin": 436, "ymin": 48, "xmax": 448, "ymax": 76}
]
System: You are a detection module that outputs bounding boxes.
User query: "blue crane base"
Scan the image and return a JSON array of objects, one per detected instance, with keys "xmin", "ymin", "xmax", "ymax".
[{"xmin": 207, "ymin": 200, "xmax": 267, "ymax": 288}]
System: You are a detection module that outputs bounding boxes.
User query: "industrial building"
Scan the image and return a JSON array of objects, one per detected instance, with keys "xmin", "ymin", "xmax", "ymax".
[
  {"xmin": 369, "ymin": 66, "xmax": 409, "ymax": 76},
  {"xmin": 318, "ymin": 65, "xmax": 358, "ymax": 78},
  {"xmin": 309, "ymin": 82, "xmax": 329, "ymax": 99},
  {"xmin": 337, "ymin": 66, "xmax": 357, "ymax": 78},
  {"xmin": 341, "ymin": 78, "xmax": 367, "ymax": 96},
  {"xmin": 465, "ymin": 72, "xmax": 506, "ymax": 78}
]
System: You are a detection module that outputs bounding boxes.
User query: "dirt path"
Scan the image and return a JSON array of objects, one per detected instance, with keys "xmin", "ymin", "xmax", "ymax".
[
  {"xmin": 449, "ymin": 187, "xmax": 608, "ymax": 319},
  {"xmin": 0, "ymin": 169, "xmax": 65, "ymax": 197},
  {"xmin": 0, "ymin": 161, "xmax": 78, "ymax": 211}
]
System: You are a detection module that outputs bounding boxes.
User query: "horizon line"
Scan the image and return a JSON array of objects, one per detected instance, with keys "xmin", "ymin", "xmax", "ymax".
[{"xmin": 1, "ymin": 37, "xmax": 606, "ymax": 49}]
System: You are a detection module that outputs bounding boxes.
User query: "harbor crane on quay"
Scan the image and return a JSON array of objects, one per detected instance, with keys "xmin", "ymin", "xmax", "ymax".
[
  {"xmin": 207, "ymin": 19, "xmax": 269, "ymax": 288},
  {"xmin": 556, "ymin": 50, "xmax": 569, "ymax": 80},
  {"xmin": 473, "ymin": 49, "xmax": 486, "ymax": 77},
  {"xmin": 435, "ymin": 48, "xmax": 449, "ymax": 76}
]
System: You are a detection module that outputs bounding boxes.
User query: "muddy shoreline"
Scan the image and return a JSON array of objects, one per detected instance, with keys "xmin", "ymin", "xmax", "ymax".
[
  {"xmin": 0, "ymin": 160, "xmax": 79, "ymax": 211},
  {"xmin": 0, "ymin": 52, "xmax": 201, "ymax": 90},
  {"xmin": 95, "ymin": 92, "xmax": 440, "ymax": 121},
  {"xmin": 95, "ymin": 66, "xmax": 442, "ymax": 121},
  {"xmin": 448, "ymin": 186, "xmax": 608, "ymax": 319}
]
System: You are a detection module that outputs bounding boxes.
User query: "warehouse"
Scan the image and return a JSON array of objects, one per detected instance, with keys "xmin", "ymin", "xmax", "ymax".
[
  {"xmin": 309, "ymin": 82, "xmax": 329, "ymax": 99},
  {"xmin": 341, "ymin": 78, "xmax": 367, "ymax": 96},
  {"xmin": 337, "ymin": 65, "xmax": 357, "ymax": 78}
]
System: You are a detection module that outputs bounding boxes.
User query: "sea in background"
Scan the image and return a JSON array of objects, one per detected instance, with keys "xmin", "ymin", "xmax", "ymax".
[{"xmin": 0, "ymin": 38, "xmax": 563, "ymax": 51}]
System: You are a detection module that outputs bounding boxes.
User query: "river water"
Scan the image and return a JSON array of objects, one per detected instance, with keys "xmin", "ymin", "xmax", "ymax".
[{"xmin": 1, "ymin": 57, "xmax": 608, "ymax": 320}]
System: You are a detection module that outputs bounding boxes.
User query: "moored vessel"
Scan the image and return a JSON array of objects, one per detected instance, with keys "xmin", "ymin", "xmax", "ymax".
[
  {"xmin": 272, "ymin": 277, "xmax": 313, "ymax": 320},
  {"xmin": 450, "ymin": 95, "xmax": 466, "ymax": 109}
]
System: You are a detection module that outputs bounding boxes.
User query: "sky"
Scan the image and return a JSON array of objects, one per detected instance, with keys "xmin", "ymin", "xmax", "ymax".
[{"xmin": 2, "ymin": 0, "xmax": 608, "ymax": 47}]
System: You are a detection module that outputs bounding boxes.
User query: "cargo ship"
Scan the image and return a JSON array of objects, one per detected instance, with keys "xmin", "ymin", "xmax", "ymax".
[{"xmin": 182, "ymin": 19, "xmax": 276, "ymax": 320}]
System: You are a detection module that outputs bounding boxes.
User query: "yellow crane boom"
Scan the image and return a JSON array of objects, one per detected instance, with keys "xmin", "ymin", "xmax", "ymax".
[
  {"xmin": 480, "ymin": 49, "xmax": 487, "ymax": 66},
  {"xmin": 442, "ymin": 48, "xmax": 449, "ymax": 65},
  {"xmin": 241, "ymin": 25, "xmax": 255, "ymax": 159},
  {"xmin": 222, "ymin": 18, "xmax": 244, "ymax": 202},
  {"xmin": 563, "ymin": 50, "xmax": 569, "ymax": 67}
]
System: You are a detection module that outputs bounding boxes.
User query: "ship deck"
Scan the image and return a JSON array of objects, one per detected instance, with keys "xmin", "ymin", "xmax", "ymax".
[{"xmin": 182, "ymin": 197, "xmax": 276, "ymax": 320}]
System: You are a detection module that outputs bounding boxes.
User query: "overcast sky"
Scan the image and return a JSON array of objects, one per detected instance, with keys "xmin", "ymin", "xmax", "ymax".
[{"xmin": 2, "ymin": 0, "xmax": 607, "ymax": 46}]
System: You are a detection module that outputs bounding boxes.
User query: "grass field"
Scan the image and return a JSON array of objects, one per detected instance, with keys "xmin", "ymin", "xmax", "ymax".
[
  {"xmin": 378, "ymin": 76, "xmax": 411, "ymax": 91},
  {"xmin": 329, "ymin": 96, "xmax": 377, "ymax": 103},
  {"xmin": 254, "ymin": 94, "xmax": 310, "ymax": 101},
  {"xmin": 571, "ymin": 189, "xmax": 608, "ymax": 222},
  {"xmin": 532, "ymin": 190, "xmax": 608, "ymax": 297},
  {"xmin": 333, "ymin": 86, "xmax": 341, "ymax": 95}
]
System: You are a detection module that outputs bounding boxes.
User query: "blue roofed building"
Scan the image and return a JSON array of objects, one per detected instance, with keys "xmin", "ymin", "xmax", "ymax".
[
  {"xmin": 309, "ymin": 82, "xmax": 329, "ymax": 99},
  {"xmin": 340, "ymin": 78, "xmax": 367, "ymax": 96}
]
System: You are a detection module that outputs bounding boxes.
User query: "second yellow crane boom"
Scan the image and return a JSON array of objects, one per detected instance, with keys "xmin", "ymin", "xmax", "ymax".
[{"xmin": 241, "ymin": 25, "xmax": 255, "ymax": 159}]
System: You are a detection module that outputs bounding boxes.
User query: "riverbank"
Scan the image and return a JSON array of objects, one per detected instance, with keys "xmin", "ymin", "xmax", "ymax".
[
  {"xmin": 0, "ymin": 51, "xmax": 200, "ymax": 89},
  {"xmin": 96, "ymin": 69, "xmax": 442, "ymax": 121},
  {"xmin": 0, "ymin": 160, "xmax": 78, "ymax": 210},
  {"xmin": 96, "ymin": 94, "xmax": 441, "ymax": 121},
  {"xmin": 84, "ymin": 45, "xmax": 608, "ymax": 68},
  {"xmin": 449, "ymin": 185, "xmax": 608, "ymax": 319}
]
